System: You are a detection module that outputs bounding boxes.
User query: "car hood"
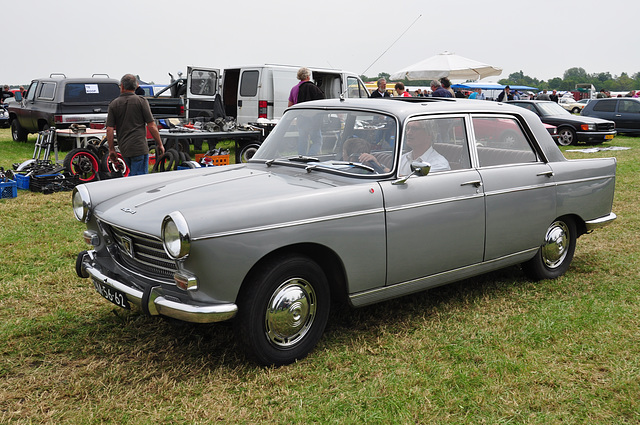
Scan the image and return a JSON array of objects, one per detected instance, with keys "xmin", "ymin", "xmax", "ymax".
[
  {"xmin": 544, "ymin": 114, "xmax": 612, "ymax": 125},
  {"xmin": 89, "ymin": 164, "xmax": 382, "ymax": 237}
]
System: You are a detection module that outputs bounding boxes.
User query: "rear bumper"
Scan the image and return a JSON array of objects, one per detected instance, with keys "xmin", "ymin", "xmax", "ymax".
[
  {"xmin": 79, "ymin": 251, "xmax": 237, "ymax": 323},
  {"xmin": 585, "ymin": 212, "xmax": 617, "ymax": 232}
]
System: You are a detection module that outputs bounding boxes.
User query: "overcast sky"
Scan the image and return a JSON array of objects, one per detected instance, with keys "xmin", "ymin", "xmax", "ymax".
[{"xmin": 5, "ymin": 0, "xmax": 639, "ymax": 86}]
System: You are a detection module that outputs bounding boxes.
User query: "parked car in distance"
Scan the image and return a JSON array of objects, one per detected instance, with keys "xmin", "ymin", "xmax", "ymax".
[
  {"xmin": 507, "ymin": 100, "xmax": 616, "ymax": 146},
  {"xmin": 7, "ymin": 74, "xmax": 120, "ymax": 141},
  {"xmin": 560, "ymin": 98, "xmax": 590, "ymax": 114},
  {"xmin": 73, "ymin": 97, "xmax": 617, "ymax": 366},
  {"xmin": 581, "ymin": 97, "xmax": 640, "ymax": 135},
  {"xmin": 0, "ymin": 105, "xmax": 9, "ymax": 128}
]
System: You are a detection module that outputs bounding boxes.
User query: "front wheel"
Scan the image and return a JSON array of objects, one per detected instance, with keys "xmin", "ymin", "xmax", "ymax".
[
  {"xmin": 522, "ymin": 218, "xmax": 577, "ymax": 281},
  {"xmin": 235, "ymin": 254, "xmax": 331, "ymax": 366},
  {"xmin": 571, "ymin": 107, "xmax": 581, "ymax": 114},
  {"xmin": 11, "ymin": 119, "xmax": 28, "ymax": 142},
  {"xmin": 557, "ymin": 127, "xmax": 576, "ymax": 146}
]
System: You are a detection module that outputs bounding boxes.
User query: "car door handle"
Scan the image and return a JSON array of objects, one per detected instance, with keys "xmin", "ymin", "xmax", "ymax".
[
  {"xmin": 461, "ymin": 180, "xmax": 482, "ymax": 187},
  {"xmin": 537, "ymin": 171, "xmax": 554, "ymax": 177}
]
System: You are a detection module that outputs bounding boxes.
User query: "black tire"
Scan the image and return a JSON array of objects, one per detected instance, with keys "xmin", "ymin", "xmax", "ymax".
[
  {"xmin": 63, "ymin": 148, "xmax": 100, "ymax": 182},
  {"xmin": 571, "ymin": 107, "xmax": 581, "ymax": 114},
  {"xmin": 167, "ymin": 148, "xmax": 180, "ymax": 170},
  {"xmin": 238, "ymin": 143, "xmax": 260, "ymax": 163},
  {"xmin": 11, "ymin": 119, "xmax": 28, "ymax": 142},
  {"xmin": 152, "ymin": 150, "xmax": 176, "ymax": 172},
  {"xmin": 76, "ymin": 251, "xmax": 89, "ymax": 278},
  {"xmin": 557, "ymin": 127, "xmax": 576, "ymax": 146},
  {"xmin": 522, "ymin": 217, "xmax": 577, "ymax": 281},
  {"xmin": 234, "ymin": 254, "xmax": 331, "ymax": 366}
]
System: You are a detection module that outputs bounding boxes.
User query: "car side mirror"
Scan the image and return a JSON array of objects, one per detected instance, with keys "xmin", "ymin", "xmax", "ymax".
[
  {"xmin": 14, "ymin": 92, "xmax": 22, "ymax": 101},
  {"xmin": 392, "ymin": 160, "xmax": 431, "ymax": 185}
]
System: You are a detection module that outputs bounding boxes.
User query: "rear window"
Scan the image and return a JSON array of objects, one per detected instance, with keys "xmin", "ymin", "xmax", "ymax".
[
  {"xmin": 239, "ymin": 70, "xmax": 259, "ymax": 97},
  {"xmin": 592, "ymin": 100, "xmax": 616, "ymax": 112},
  {"xmin": 64, "ymin": 83, "xmax": 120, "ymax": 102}
]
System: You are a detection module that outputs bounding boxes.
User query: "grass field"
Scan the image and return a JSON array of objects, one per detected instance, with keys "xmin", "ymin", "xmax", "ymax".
[{"xmin": 0, "ymin": 128, "xmax": 638, "ymax": 424}]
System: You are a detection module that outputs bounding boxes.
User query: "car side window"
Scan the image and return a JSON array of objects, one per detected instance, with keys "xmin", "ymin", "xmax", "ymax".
[
  {"xmin": 619, "ymin": 99, "xmax": 640, "ymax": 113},
  {"xmin": 37, "ymin": 82, "xmax": 56, "ymax": 100},
  {"xmin": 428, "ymin": 117, "xmax": 471, "ymax": 171},
  {"xmin": 472, "ymin": 117, "xmax": 538, "ymax": 167},
  {"xmin": 593, "ymin": 100, "xmax": 616, "ymax": 112}
]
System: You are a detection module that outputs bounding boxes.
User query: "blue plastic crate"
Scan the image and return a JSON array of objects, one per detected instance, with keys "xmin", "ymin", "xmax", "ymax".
[
  {"xmin": 0, "ymin": 180, "xmax": 17, "ymax": 199},
  {"xmin": 15, "ymin": 173, "xmax": 30, "ymax": 190}
]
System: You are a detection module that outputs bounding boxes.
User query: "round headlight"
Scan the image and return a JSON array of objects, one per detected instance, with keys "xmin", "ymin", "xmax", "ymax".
[
  {"xmin": 72, "ymin": 186, "xmax": 91, "ymax": 222},
  {"xmin": 162, "ymin": 212, "xmax": 191, "ymax": 260}
]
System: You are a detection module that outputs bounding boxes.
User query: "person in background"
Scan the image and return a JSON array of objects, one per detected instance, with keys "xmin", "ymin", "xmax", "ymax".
[
  {"xmin": 370, "ymin": 78, "xmax": 391, "ymax": 98},
  {"xmin": 549, "ymin": 90, "xmax": 559, "ymax": 103},
  {"xmin": 496, "ymin": 85, "xmax": 512, "ymax": 102},
  {"xmin": 1, "ymin": 85, "xmax": 14, "ymax": 103},
  {"xmin": 107, "ymin": 74, "xmax": 164, "ymax": 176},
  {"xmin": 394, "ymin": 82, "xmax": 412, "ymax": 97},
  {"xmin": 19, "ymin": 86, "xmax": 26, "ymax": 99},
  {"xmin": 440, "ymin": 77, "xmax": 455, "ymax": 97},
  {"xmin": 537, "ymin": 89, "xmax": 551, "ymax": 101},
  {"xmin": 288, "ymin": 67, "xmax": 325, "ymax": 155},
  {"xmin": 431, "ymin": 80, "xmax": 452, "ymax": 98}
]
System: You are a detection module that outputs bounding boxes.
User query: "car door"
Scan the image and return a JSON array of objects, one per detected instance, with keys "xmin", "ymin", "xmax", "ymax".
[
  {"xmin": 383, "ymin": 116, "xmax": 486, "ymax": 285},
  {"xmin": 616, "ymin": 99, "xmax": 640, "ymax": 132},
  {"xmin": 471, "ymin": 115, "xmax": 557, "ymax": 260},
  {"xmin": 186, "ymin": 66, "xmax": 220, "ymax": 121}
]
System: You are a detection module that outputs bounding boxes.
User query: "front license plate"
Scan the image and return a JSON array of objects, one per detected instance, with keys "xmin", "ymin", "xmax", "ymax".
[
  {"xmin": 605, "ymin": 134, "xmax": 614, "ymax": 139},
  {"xmin": 93, "ymin": 279, "xmax": 130, "ymax": 309}
]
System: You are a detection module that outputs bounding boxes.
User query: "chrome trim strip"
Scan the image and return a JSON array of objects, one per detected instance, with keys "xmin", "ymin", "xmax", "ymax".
[
  {"xmin": 349, "ymin": 248, "xmax": 538, "ymax": 306},
  {"xmin": 193, "ymin": 207, "xmax": 385, "ymax": 241},
  {"xmin": 585, "ymin": 212, "xmax": 617, "ymax": 231},
  {"xmin": 554, "ymin": 174, "xmax": 616, "ymax": 187},
  {"xmin": 385, "ymin": 193, "xmax": 483, "ymax": 213}
]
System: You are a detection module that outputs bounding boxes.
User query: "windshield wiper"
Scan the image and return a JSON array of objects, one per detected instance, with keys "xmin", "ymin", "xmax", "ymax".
[{"xmin": 330, "ymin": 161, "xmax": 376, "ymax": 173}]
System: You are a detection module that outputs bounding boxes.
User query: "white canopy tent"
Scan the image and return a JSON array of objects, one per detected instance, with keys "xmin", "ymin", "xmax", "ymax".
[{"xmin": 390, "ymin": 51, "xmax": 502, "ymax": 81}]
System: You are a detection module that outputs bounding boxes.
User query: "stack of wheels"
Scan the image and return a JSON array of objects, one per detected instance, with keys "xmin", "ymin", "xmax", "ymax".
[
  {"xmin": 63, "ymin": 140, "xmax": 130, "ymax": 183},
  {"xmin": 152, "ymin": 148, "xmax": 198, "ymax": 172}
]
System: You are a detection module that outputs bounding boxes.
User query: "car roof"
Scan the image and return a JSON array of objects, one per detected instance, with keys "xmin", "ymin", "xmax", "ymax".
[{"xmin": 291, "ymin": 97, "xmax": 537, "ymax": 121}]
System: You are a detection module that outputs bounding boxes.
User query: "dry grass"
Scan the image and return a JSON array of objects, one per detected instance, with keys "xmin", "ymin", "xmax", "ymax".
[{"xmin": 1, "ymin": 130, "xmax": 639, "ymax": 424}]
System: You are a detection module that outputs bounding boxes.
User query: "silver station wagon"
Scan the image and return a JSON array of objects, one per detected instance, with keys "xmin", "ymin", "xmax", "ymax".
[{"xmin": 73, "ymin": 98, "xmax": 617, "ymax": 366}]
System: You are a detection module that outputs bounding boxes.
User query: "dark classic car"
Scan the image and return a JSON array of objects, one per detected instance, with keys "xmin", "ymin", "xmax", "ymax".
[
  {"xmin": 581, "ymin": 97, "xmax": 640, "ymax": 134},
  {"xmin": 506, "ymin": 100, "xmax": 616, "ymax": 146},
  {"xmin": 74, "ymin": 98, "xmax": 617, "ymax": 365}
]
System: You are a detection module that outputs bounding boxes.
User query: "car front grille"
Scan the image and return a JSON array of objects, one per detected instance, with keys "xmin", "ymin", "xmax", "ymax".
[
  {"xmin": 597, "ymin": 122, "xmax": 615, "ymax": 131},
  {"xmin": 107, "ymin": 224, "xmax": 177, "ymax": 281}
]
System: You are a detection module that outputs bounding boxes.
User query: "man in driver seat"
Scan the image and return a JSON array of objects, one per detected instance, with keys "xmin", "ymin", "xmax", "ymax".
[{"xmin": 398, "ymin": 120, "xmax": 450, "ymax": 175}]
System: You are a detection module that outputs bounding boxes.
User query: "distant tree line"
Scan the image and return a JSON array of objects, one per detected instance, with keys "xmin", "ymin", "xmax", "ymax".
[{"xmin": 361, "ymin": 67, "xmax": 640, "ymax": 92}]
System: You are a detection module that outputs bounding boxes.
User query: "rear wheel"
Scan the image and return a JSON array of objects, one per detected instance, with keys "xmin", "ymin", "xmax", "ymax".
[
  {"xmin": 11, "ymin": 119, "xmax": 28, "ymax": 142},
  {"xmin": 557, "ymin": 127, "xmax": 576, "ymax": 146},
  {"xmin": 63, "ymin": 148, "xmax": 100, "ymax": 182},
  {"xmin": 571, "ymin": 107, "xmax": 581, "ymax": 114},
  {"xmin": 522, "ymin": 218, "xmax": 577, "ymax": 280},
  {"xmin": 235, "ymin": 254, "xmax": 331, "ymax": 366},
  {"xmin": 238, "ymin": 143, "xmax": 260, "ymax": 163}
]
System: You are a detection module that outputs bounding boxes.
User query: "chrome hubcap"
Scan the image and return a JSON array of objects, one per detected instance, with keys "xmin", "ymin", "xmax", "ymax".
[
  {"xmin": 541, "ymin": 221, "xmax": 569, "ymax": 269},
  {"xmin": 265, "ymin": 278, "xmax": 316, "ymax": 348}
]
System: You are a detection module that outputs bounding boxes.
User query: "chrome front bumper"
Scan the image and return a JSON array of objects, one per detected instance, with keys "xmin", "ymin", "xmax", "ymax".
[{"xmin": 80, "ymin": 251, "xmax": 237, "ymax": 324}]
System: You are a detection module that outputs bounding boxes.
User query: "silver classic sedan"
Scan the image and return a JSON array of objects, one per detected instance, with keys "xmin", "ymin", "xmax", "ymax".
[{"xmin": 73, "ymin": 98, "xmax": 617, "ymax": 365}]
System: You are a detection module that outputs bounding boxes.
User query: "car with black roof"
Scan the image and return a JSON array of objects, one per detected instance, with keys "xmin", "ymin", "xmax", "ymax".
[
  {"xmin": 581, "ymin": 97, "xmax": 640, "ymax": 135},
  {"xmin": 7, "ymin": 74, "xmax": 120, "ymax": 141},
  {"xmin": 506, "ymin": 99, "xmax": 616, "ymax": 146}
]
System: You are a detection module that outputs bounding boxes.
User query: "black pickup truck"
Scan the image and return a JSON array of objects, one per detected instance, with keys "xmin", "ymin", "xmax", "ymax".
[{"xmin": 7, "ymin": 74, "xmax": 120, "ymax": 141}]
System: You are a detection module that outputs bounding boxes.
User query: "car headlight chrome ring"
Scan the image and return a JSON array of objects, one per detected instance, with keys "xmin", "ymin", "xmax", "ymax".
[
  {"xmin": 72, "ymin": 185, "xmax": 91, "ymax": 223},
  {"xmin": 162, "ymin": 211, "xmax": 191, "ymax": 260}
]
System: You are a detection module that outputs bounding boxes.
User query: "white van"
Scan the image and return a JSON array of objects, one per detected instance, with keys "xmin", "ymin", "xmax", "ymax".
[{"xmin": 184, "ymin": 64, "xmax": 370, "ymax": 125}]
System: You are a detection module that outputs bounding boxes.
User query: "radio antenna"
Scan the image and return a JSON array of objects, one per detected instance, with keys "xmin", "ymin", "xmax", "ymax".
[{"xmin": 361, "ymin": 14, "xmax": 422, "ymax": 76}]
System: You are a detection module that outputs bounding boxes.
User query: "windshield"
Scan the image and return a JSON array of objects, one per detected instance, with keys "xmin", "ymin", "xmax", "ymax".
[
  {"xmin": 537, "ymin": 101, "xmax": 571, "ymax": 116},
  {"xmin": 252, "ymin": 109, "xmax": 398, "ymax": 176}
]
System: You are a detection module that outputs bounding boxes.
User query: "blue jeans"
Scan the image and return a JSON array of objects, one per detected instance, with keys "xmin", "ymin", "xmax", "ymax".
[{"xmin": 124, "ymin": 154, "xmax": 149, "ymax": 176}]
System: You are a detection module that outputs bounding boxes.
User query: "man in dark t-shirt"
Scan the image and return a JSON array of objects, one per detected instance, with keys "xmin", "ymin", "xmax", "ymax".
[{"xmin": 107, "ymin": 74, "xmax": 164, "ymax": 176}]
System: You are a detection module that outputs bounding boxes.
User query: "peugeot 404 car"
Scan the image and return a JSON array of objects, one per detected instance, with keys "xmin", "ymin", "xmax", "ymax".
[{"xmin": 74, "ymin": 97, "xmax": 617, "ymax": 366}]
